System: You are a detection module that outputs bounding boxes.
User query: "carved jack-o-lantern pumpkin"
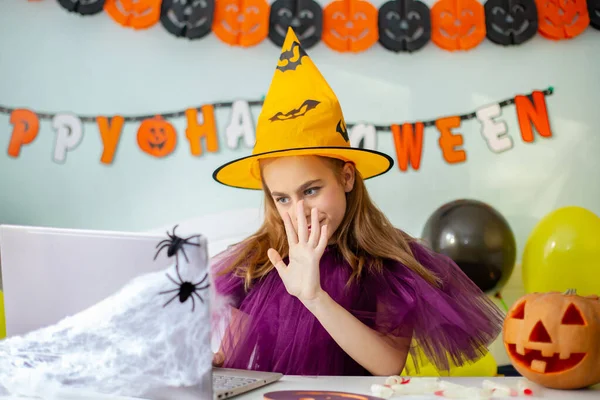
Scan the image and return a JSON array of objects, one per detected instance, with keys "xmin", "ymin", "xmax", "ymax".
[
  {"xmin": 503, "ymin": 290, "xmax": 600, "ymax": 389},
  {"xmin": 484, "ymin": 0, "xmax": 538, "ymax": 46},
  {"xmin": 57, "ymin": 0, "xmax": 106, "ymax": 15},
  {"xmin": 160, "ymin": 0, "xmax": 215, "ymax": 39},
  {"xmin": 430, "ymin": 0, "xmax": 487, "ymax": 51},
  {"xmin": 212, "ymin": 0, "xmax": 270, "ymax": 47},
  {"xmin": 104, "ymin": 0, "xmax": 162, "ymax": 29},
  {"xmin": 535, "ymin": 0, "xmax": 590, "ymax": 40},
  {"xmin": 137, "ymin": 116, "xmax": 178, "ymax": 158},
  {"xmin": 378, "ymin": 0, "xmax": 432, "ymax": 53},
  {"xmin": 268, "ymin": 0, "xmax": 323, "ymax": 49},
  {"xmin": 589, "ymin": 0, "xmax": 600, "ymax": 30},
  {"xmin": 322, "ymin": 0, "xmax": 379, "ymax": 53}
]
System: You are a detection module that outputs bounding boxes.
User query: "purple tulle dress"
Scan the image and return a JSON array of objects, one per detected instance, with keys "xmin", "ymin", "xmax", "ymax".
[{"xmin": 210, "ymin": 240, "xmax": 504, "ymax": 376}]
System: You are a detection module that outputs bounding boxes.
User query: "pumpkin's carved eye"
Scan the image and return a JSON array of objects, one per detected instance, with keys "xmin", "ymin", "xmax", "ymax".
[
  {"xmin": 561, "ymin": 304, "xmax": 586, "ymax": 325},
  {"xmin": 511, "ymin": 301, "xmax": 525, "ymax": 319}
]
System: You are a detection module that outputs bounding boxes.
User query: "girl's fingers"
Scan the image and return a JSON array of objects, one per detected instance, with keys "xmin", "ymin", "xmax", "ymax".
[
  {"xmin": 282, "ymin": 211, "xmax": 298, "ymax": 245},
  {"xmin": 296, "ymin": 200, "xmax": 308, "ymax": 243},
  {"xmin": 268, "ymin": 248, "xmax": 287, "ymax": 274},
  {"xmin": 308, "ymin": 207, "xmax": 320, "ymax": 247},
  {"xmin": 316, "ymin": 224, "xmax": 328, "ymax": 254}
]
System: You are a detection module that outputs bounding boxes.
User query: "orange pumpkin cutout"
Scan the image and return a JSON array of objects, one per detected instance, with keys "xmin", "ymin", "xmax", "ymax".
[
  {"xmin": 322, "ymin": 0, "xmax": 378, "ymax": 53},
  {"xmin": 137, "ymin": 116, "xmax": 178, "ymax": 158},
  {"xmin": 503, "ymin": 290, "xmax": 600, "ymax": 390},
  {"xmin": 430, "ymin": 0, "xmax": 486, "ymax": 51},
  {"xmin": 535, "ymin": 0, "xmax": 590, "ymax": 40},
  {"xmin": 104, "ymin": 0, "xmax": 161, "ymax": 29},
  {"xmin": 212, "ymin": 0, "xmax": 270, "ymax": 47}
]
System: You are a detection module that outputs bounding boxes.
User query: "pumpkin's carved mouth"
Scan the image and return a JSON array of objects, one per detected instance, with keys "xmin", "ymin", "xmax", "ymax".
[
  {"xmin": 148, "ymin": 140, "xmax": 166, "ymax": 150},
  {"xmin": 507, "ymin": 344, "xmax": 586, "ymax": 373}
]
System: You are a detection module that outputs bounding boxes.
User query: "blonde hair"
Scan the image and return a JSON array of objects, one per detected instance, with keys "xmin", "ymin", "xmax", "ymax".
[{"xmin": 219, "ymin": 156, "xmax": 441, "ymax": 291}]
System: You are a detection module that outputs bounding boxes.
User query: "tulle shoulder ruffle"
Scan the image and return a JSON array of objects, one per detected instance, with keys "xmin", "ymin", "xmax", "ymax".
[{"xmin": 208, "ymin": 239, "xmax": 504, "ymax": 376}]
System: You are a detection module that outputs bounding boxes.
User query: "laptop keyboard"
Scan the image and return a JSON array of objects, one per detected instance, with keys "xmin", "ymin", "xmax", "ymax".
[{"xmin": 213, "ymin": 374, "xmax": 260, "ymax": 391}]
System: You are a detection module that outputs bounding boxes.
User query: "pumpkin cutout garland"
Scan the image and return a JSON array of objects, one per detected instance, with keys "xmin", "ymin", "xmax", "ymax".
[
  {"xmin": 105, "ymin": 0, "xmax": 162, "ymax": 29},
  {"xmin": 212, "ymin": 0, "xmax": 270, "ymax": 47},
  {"xmin": 535, "ymin": 0, "xmax": 589, "ymax": 40},
  {"xmin": 268, "ymin": 0, "xmax": 323, "ymax": 49},
  {"xmin": 503, "ymin": 289, "xmax": 600, "ymax": 389},
  {"xmin": 322, "ymin": 0, "xmax": 379, "ymax": 53},
  {"xmin": 430, "ymin": 0, "xmax": 487, "ymax": 51},
  {"xmin": 378, "ymin": 0, "xmax": 431, "ymax": 52},
  {"xmin": 589, "ymin": 0, "xmax": 600, "ymax": 30},
  {"xmin": 57, "ymin": 0, "xmax": 106, "ymax": 15},
  {"xmin": 484, "ymin": 0, "xmax": 538, "ymax": 45},
  {"xmin": 160, "ymin": 0, "xmax": 215, "ymax": 39},
  {"xmin": 137, "ymin": 116, "xmax": 178, "ymax": 158}
]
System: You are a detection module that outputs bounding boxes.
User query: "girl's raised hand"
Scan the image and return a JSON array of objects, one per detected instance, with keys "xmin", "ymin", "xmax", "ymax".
[{"xmin": 267, "ymin": 200, "xmax": 328, "ymax": 303}]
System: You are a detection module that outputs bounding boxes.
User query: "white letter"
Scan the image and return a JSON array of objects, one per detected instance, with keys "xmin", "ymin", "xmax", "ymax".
[
  {"xmin": 226, "ymin": 100, "xmax": 255, "ymax": 149},
  {"xmin": 52, "ymin": 113, "xmax": 83, "ymax": 163},
  {"xmin": 476, "ymin": 104, "xmax": 512, "ymax": 153},
  {"xmin": 349, "ymin": 123, "xmax": 377, "ymax": 150}
]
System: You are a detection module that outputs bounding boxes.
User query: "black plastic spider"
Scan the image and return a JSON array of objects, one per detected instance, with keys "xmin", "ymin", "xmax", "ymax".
[
  {"xmin": 154, "ymin": 224, "xmax": 201, "ymax": 263},
  {"xmin": 159, "ymin": 262, "xmax": 210, "ymax": 312}
]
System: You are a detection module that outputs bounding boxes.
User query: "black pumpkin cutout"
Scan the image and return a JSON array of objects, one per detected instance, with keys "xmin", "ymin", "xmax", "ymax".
[
  {"xmin": 57, "ymin": 0, "xmax": 105, "ymax": 15},
  {"xmin": 378, "ymin": 0, "xmax": 431, "ymax": 53},
  {"xmin": 160, "ymin": 0, "xmax": 215, "ymax": 39},
  {"xmin": 268, "ymin": 0, "xmax": 323, "ymax": 49},
  {"xmin": 589, "ymin": 0, "xmax": 600, "ymax": 30},
  {"xmin": 484, "ymin": 0, "xmax": 538, "ymax": 45}
]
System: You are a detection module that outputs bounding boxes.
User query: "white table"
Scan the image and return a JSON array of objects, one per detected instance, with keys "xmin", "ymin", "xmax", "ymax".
[
  {"xmin": 1, "ymin": 376, "xmax": 599, "ymax": 399},
  {"xmin": 233, "ymin": 376, "xmax": 600, "ymax": 399}
]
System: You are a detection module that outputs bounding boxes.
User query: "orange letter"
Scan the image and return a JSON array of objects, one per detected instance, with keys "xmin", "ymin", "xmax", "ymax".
[
  {"xmin": 97, "ymin": 116, "xmax": 125, "ymax": 165},
  {"xmin": 8, "ymin": 109, "xmax": 39, "ymax": 158},
  {"xmin": 436, "ymin": 116, "xmax": 466, "ymax": 164},
  {"xmin": 186, "ymin": 106, "xmax": 218, "ymax": 156},
  {"xmin": 515, "ymin": 91, "xmax": 552, "ymax": 143},
  {"xmin": 391, "ymin": 122, "xmax": 424, "ymax": 171}
]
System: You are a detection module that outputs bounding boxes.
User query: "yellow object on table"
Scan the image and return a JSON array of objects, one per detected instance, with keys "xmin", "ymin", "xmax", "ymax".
[
  {"xmin": 0, "ymin": 290, "xmax": 5, "ymax": 339},
  {"xmin": 402, "ymin": 347, "xmax": 498, "ymax": 377}
]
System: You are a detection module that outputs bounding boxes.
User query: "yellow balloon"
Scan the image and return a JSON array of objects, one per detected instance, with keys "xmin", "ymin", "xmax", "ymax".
[
  {"xmin": 401, "ymin": 348, "xmax": 497, "ymax": 377},
  {"xmin": 0, "ymin": 290, "xmax": 5, "ymax": 339},
  {"xmin": 522, "ymin": 206, "xmax": 600, "ymax": 296}
]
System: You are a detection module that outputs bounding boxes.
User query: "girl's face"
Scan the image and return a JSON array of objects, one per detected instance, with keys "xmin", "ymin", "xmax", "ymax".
[{"xmin": 261, "ymin": 156, "xmax": 355, "ymax": 242}]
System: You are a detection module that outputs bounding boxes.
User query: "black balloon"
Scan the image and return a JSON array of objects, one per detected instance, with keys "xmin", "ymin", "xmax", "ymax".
[
  {"xmin": 422, "ymin": 199, "xmax": 516, "ymax": 294},
  {"xmin": 589, "ymin": 0, "xmax": 600, "ymax": 30},
  {"xmin": 269, "ymin": 0, "xmax": 323, "ymax": 49},
  {"xmin": 57, "ymin": 0, "xmax": 105, "ymax": 15},
  {"xmin": 484, "ymin": 0, "xmax": 538, "ymax": 46},
  {"xmin": 378, "ymin": 0, "xmax": 431, "ymax": 53},
  {"xmin": 160, "ymin": 0, "xmax": 215, "ymax": 39}
]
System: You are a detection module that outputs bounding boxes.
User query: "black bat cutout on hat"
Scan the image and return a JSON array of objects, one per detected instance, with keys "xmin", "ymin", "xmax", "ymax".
[
  {"xmin": 484, "ymin": 0, "xmax": 538, "ymax": 45},
  {"xmin": 589, "ymin": 0, "xmax": 600, "ymax": 30},
  {"xmin": 269, "ymin": 0, "xmax": 323, "ymax": 49},
  {"xmin": 276, "ymin": 41, "xmax": 309, "ymax": 72},
  {"xmin": 160, "ymin": 0, "xmax": 215, "ymax": 39},
  {"xmin": 57, "ymin": 0, "xmax": 106, "ymax": 15},
  {"xmin": 336, "ymin": 119, "xmax": 349, "ymax": 142},
  {"xmin": 378, "ymin": 0, "xmax": 431, "ymax": 53},
  {"xmin": 269, "ymin": 100, "xmax": 320, "ymax": 122}
]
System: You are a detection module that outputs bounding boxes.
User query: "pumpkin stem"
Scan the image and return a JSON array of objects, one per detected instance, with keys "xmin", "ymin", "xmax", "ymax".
[{"xmin": 564, "ymin": 288, "xmax": 577, "ymax": 295}]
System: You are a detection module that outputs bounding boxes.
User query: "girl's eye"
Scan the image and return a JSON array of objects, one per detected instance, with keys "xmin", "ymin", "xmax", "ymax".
[
  {"xmin": 304, "ymin": 187, "xmax": 320, "ymax": 196},
  {"xmin": 276, "ymin": 197, "xmax": 289, "ymax": 204}
]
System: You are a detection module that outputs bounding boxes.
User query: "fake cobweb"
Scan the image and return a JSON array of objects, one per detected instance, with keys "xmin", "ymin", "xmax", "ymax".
[{"xmin": 0, "ymin": 233, "xmax": 215, "ymax": 399}]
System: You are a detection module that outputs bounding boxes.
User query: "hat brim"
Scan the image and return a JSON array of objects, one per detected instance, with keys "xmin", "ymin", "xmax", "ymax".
[{"xmin": 213, "ymin": 147, "xmax": 395, "ymax": 190}]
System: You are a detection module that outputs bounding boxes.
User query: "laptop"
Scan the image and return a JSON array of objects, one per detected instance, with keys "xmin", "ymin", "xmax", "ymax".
[{"xmin": 0, "ymin": 224, "xmax": 281, "ymax": 399}]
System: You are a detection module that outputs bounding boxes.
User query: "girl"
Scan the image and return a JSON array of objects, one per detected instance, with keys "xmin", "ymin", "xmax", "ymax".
[{"xmin": 209, "ymin": 28, "xmax": 504, "ymax": 377}]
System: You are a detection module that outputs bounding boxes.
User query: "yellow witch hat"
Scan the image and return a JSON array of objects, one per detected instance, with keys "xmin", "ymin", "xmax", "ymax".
[{"xmin": 213, "ymin": 28, "xmax": 393, "ymax": 190}]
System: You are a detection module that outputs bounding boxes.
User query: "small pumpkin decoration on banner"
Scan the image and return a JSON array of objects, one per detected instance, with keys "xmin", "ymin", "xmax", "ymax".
[
  {"xmin": 212, "ymin": 0, "xmax": 270, "ymax": 47},
  {"xmin": 430, "ymin": 0, "xmax": 487, "ymax": 51},
  {"xmin": 503, "ymin": 289, "xmax": 600, "ymax": 390},
  {"xmin": 137, "ymin": 116, "xmax": 178, "ymax": 158},
  {"xmin": 268, "ymin": 0, "xmax": 323, "ymax": 49},
  {"xmin": 484, "ymin": 0, "xmax": 538, "ymax": 45},
  {"xmin": 160, "ymin": 0, "xmax": 215, "ymax": 39},
  {"xmin": 378, "ymin": 0, "xmax": 431, "ymax": 52},
  {"xmin": 589, "ymin": 0, "xmax": 600, "ymax": 30},
  {"xmin": 57, "ymin": 0, "xmax": 105, "ymax": 15},
  {"xmin": 104, "ymin": 0, "xmax": 162, "ymax": 29},
  {"xmin": 535, "ymin": 0, "xmax": 589, "ymax": 40},
  {"xmin": 322, "ymin": 0, "xmax": 379, "ymax": 52}
]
